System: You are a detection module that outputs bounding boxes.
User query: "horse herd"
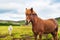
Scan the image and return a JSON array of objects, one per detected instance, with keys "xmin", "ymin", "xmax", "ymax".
[{"xmin": 25, "ymin": 8, "xmax": 58, "ymax": 40}]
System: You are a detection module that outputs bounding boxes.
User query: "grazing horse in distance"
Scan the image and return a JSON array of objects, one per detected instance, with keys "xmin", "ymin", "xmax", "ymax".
[{"xmin": 25, "ymin": 8, "xmax": 58, "ymax": 40}]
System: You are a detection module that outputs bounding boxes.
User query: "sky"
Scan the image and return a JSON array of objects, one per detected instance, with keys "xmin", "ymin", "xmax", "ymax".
[{"xmin": 0, "ymin": 0, "xmax": 60, "ymax": 21}]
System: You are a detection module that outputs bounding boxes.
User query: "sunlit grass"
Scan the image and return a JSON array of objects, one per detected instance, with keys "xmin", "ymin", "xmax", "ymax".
[
  {"xmin": 0, "ymin": 24, "xmax": 60, "ymax": 40},
  {"xmin": 0, "ymin": 25, "xmax": 33, "ymax": 40}
]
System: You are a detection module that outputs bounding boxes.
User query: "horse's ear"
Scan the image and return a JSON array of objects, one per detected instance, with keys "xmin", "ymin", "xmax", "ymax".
[{"xmin": 31, "ymin": 8, "xmax": 33, "ymax": 12}]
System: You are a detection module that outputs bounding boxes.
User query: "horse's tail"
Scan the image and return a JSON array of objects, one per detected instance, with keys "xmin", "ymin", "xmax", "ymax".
[
  {"xmin": 55, "ymin": 23, "xmax": 58, "ymax": 32},
  {"xmin": 53, "ymin": 19, "xmax": 58, "ymax": 32}
]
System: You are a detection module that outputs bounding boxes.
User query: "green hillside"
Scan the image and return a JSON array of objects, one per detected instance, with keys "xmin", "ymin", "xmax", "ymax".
[
  {"xmin": 0, "ymin": 20, "xmax": 25, "ymax": 26},
  {"xmin": 0, "ymin": 17, "xmax": 60, "ymax": 26},
  {"xmin": 55, "ymin": 17, "xmax": 60, "ymax": 24}
]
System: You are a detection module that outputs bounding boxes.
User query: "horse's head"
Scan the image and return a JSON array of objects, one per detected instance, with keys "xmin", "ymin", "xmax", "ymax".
[{"xmin": 25, "ymin": 8, "xmax": 37, "ymax": 25}]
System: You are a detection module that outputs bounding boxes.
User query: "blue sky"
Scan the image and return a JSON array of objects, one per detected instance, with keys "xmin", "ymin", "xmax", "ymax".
[{"xmin": 0, "ymin": 0, "xmax": 60, "ymax": 21}]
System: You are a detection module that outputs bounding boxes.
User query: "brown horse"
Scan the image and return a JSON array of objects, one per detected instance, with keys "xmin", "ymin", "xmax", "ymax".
[{"xmin": 25, "ymin": 8, "xmax": 58, "ymax": 40}]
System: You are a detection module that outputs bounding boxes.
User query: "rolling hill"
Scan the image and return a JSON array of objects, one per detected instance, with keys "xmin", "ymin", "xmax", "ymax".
[
  {"xmin": 0, "ymin": 20, "xmax": 25, "ymax": 26},
  {"xmin": 0, "ymin": 17, "xmax": 60, "ymax": 26}
]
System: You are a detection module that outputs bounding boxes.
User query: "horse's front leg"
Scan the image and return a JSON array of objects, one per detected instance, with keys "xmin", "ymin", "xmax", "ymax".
[
  {"xmin": 39, "ymin": 33, "xmax": 42, "ymax": 40},
  {"xmin": 34, "ymin": 33, "xmax": 38, "ymax": 40}
]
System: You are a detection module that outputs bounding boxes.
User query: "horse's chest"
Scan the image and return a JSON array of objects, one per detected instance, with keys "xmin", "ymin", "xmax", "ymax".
[{"xmin": 32, "ymin": 26, "xmax": 44, "ymax": 33}]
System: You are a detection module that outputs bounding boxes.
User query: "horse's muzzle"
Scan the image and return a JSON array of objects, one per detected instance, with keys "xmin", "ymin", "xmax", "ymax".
[{"xmin": 25, "ymin": 21, "xmax": 29, "ymax": 25}]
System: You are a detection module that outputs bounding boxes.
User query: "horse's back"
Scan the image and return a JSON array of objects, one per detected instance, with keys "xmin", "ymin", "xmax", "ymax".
[
  {"xmin": 48, "ymin": 19, "xmax": 58, "ymax": 26},
  {"xmin": 45, "ymin": 19, "xmax": 58, "ymax": 25}
]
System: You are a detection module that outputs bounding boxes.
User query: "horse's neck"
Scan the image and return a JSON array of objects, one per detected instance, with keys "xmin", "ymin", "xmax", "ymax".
[{"xmin": 31, "ymin": 16, "xmax": 42, "ymax": 26}]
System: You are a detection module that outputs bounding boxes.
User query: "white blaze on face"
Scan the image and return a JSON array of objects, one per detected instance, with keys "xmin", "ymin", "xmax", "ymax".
[
  {"xmin": 28, "ymin": 20, "xmax": 30, "ymax": 23},
  {"xmin": 8, "ymin": 25, "xmax": 13, "ymax": 35},
  {"xmin": 25, "ymin": 20, "xmax": 30, "ymax": 23}
]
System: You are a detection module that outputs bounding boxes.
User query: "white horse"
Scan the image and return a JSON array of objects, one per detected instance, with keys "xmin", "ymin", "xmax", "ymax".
[{"xmin": 8, "ymin": 25, "xmax": 13, "ymax": 35}]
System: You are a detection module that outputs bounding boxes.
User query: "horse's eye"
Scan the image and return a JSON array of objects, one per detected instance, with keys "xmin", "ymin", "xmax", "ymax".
[
  {"xmin": 33, "ymin": 14, "xmax": 35, "ymax": 15},
  {"xmin": 26, "ymin": 14, "xmax": 30, "ymax": 16},
  {"xmin": 34, "ymin": 14, "xmax": 36, "ymax": 15},
  {"xmin": 32, "ymin": 14, "xmax": 34, "ymax": 15},
  {"xmin": 30, "ymin": 14, "xmax": 31, "ymax": 15}
]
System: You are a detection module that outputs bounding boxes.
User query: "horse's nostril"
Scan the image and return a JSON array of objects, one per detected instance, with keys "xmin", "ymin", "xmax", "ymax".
[{"xmin": 25, "ymin": 21, "xmax": 28, "ymax": 25}]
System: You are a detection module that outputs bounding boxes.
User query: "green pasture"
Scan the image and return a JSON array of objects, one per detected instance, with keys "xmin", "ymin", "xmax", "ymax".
[
  {"xmin": 0, "ymin": 23, "xmax": 60, "ymax": 40},
  {"xmin": 0, "ymin": 25, "xmax": 34, "ymax": 40}
]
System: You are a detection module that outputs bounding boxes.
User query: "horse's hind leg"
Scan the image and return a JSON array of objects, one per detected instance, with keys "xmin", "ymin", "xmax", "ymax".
[{"xmin": 51, "ymin": 31, "xmax": 58, "ymax": 40}]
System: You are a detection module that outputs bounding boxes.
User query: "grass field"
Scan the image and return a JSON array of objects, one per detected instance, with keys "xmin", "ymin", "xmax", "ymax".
[
  {"xmin": 0, "ymin": 25, "xmax": 34, "ymax": 40},
  {"xmin": 0, "ymin": 24, "xmax": 60, "ymax": 40}
]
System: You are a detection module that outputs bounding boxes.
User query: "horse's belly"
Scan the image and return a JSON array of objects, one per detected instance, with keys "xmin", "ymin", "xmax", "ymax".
[
  {"xmin": 44, "ymin": 31, "xmax": 52, "ymax": 34},
  {"xmin": 44, "ymin": 26, "xmax": 56, "ymax": 33},
  {"xmin": 44, "ymin": 21, "xmax": 57, "ymax": 33}
]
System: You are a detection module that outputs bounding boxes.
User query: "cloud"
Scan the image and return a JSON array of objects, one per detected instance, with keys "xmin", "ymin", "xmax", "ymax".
[
  {"xmin": 0, "ymin": 3, "xmax": 23, "ymax": 9},
  {"xmin": 0, "ymin": 0, "xmax": 60, "ymax": 21},
  {"xmin": 0, "ymin": 13, "xmax": 25, "ymax": 21},
  {"xmin": 24, "ymin": 0, "xmax": 60, "ymax": 19},
  {"xmin": 0, "ymin": 2, "xmax": 25, "ymax": 21}
]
